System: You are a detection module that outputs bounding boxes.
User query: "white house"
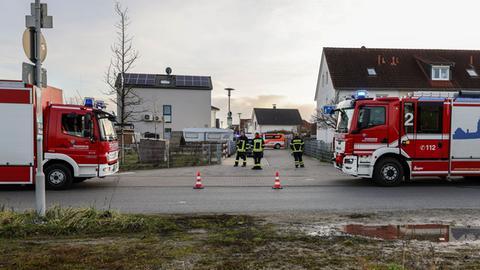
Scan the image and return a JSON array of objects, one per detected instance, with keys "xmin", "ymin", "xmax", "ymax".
[
  {"xmin": 315, "ymin": 47, "xmax": 480, "ymax": 142},
  {"xmin": 118, "ymin": 72, "xmax": 212, "ymax": 139},
  {"xmin": 249, "ymin": 106, "xmax": 302, "ymax": 133},
  {"xmin": 211, "ymin": 106, "xmax": 220, "ymax": 128}
]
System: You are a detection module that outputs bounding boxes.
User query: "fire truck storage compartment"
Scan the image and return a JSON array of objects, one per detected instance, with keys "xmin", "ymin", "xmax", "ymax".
[
  {"xmin": 0, "ymin": 97, "xmax": 34, "ymax": 183},
  {"xmin": 450, "ymin": 102, "xmax": 480, "ymax": 160}
]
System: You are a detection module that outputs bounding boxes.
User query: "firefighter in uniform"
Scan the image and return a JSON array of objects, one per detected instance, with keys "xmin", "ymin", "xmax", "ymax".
[
  {"xmin": 252, "ymin": 133, "xmax": 265, "ymax": 170},
  {"xmin": 234, "ymin": 131, "xmax": 248, "ymax": 167},
  {"xmin": 290, "ymin": 134, "xmax": 305, "ymax": 168}
]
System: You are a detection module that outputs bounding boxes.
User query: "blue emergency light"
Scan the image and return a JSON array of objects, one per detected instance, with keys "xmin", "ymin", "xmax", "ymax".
[
  {"xmin": 95, "ymin": 100, "xmax": 105, "ymax": 109},
  {"xmin": 84, "ymin": 97, "xmax": 94, "ymax": 108},
  {"xmin": 354, "ymin": 90, "xmax": 369, "ymax": 100}
]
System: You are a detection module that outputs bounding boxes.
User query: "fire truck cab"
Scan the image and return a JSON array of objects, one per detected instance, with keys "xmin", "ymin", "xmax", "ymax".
[
  {"xmin": 0, "ymin": 81, "xmax": 119, "ymax": 190},
  {"xmin": 333, "ymin": 90, "xmax": 480, "ymax": 186}
]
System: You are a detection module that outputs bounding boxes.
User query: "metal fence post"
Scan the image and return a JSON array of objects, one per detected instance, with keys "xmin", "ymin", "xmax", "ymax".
[
  {"xmin": 167, "ymin": 141, "xmax": 170, "ymax": 168},
  {"xmin": 217, "ymin": 144, "xmax": 222, "ymax": 164}
]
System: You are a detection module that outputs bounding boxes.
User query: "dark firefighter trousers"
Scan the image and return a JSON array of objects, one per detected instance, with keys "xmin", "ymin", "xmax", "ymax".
[
  {"xmin": 235, "ymin": 152, "xmax": 247, "ymax": 166},
  {"xmin": 293, "ymin": 152, "xmax": 304, "ymax": 167},
  {"xmin": 253, "ymin": 152, "xmax": 263, "ymax": 169}
]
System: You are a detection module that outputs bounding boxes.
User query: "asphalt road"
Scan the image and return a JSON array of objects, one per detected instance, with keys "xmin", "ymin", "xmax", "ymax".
[{"xmin": 1, "ymin": 150, "xmax": 480, "ymax": 213}]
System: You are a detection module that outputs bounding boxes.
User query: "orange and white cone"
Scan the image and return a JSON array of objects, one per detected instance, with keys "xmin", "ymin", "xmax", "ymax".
[
  {"xmin": 193, "ymin": 171, "xmax": 204, "ymax": 189},
  {"xmin": 272, "ymin": 171, "xmax": 283, "ymax": 189}
]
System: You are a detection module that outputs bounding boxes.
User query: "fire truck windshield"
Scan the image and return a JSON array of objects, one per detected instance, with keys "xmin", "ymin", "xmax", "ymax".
[
  {"xmin": 97, "ymin": 113, "xmax": 117, "ymax": 141},
  {"xmin": 336, "ymin": 108, "xmax": 354, "ymax": 133}
]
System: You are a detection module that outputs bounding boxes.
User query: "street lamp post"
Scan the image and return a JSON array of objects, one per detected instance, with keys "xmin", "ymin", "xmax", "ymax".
[
  {"xmin": 224, "ymin": 88, "xmax": 234, "ymax": 129},
  {"xmin": 237, "ymin": 112, "xmax": 242, "ymax": 132}
]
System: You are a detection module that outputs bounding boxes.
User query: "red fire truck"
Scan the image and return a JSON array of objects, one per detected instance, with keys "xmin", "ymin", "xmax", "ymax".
[
  {"xmin": 333, "ymin": 90, "xmax": 480, "ymax": 186},
  {"xmin": 0, "ymin": 80, "xmax": 119, "ymax": 190}
]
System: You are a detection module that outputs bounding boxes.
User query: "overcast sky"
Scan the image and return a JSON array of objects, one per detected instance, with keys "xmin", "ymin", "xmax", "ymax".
[{"xmin": 2, "ymin": 0, "xmax": 480, "ymax": 123}]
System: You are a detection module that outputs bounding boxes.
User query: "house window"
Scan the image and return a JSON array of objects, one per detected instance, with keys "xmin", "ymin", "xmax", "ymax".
[
  {"xmin": 163, "ymin": 105, "xmax": 172, "ymax": 123},
  {"xmin": 367, "ymin": 68, "xmax": 377, "ymax": 76},
  {"xmin": 164, "ymin": 128, "xmax": 172, "ymax": 139},
  {"xmin": 467, "ymin": 68, "xmax": 478, "ymax": 77},
  {"xmin": 326, "ymin": 72, "xmax": 329, "ymax": 85},
  {"xmin": 431, "ymin": 66, "xmax": 450, "ymax": 81}
]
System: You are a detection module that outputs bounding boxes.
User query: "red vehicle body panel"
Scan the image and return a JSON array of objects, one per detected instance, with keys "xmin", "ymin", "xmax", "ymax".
[
  {"xmin": 334, "ymin": 93, "xmax": 480, "ymax": 180},
  {"xmin": 0, "ymin": 80, "xmax": 118, "ymax": 185}
]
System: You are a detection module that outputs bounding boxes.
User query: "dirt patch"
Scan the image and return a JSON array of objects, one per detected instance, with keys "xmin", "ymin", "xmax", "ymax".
[{"xmin": 1, "ymin": 208, "xmax": 480, "ymax": 269}]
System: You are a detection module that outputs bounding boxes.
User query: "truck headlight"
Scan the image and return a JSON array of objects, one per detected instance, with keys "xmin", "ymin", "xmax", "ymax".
[{"xmin": 344, "ymin": 158, "xmax": 354, "ymax": 164}]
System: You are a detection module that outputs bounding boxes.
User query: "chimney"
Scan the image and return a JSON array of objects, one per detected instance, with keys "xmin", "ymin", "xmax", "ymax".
[{"xmin": 272, "ymin": 104, "xmax": 277, "ymax": 109}]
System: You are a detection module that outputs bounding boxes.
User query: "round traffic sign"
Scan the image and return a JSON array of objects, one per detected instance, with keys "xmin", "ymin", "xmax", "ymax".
[{"xmin": 22, "ymin": 28, "xmax": 47, "ymax": 63}]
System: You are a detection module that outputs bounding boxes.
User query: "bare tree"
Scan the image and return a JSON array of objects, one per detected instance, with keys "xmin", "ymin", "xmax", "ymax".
[
  {"xmin": 312, "ymin": 92, "xmax": 340, "ymax": 129},
  {"xmin": 65, "ymin": 89, "xmax": 84, "ymax": 105},
  {"xmin": 105, "ymin": 2, "xmax": 141, "ymax": 124},
  {"xmin": 105, "ymin": 2, "xmax": 140, "ymax": 164}
]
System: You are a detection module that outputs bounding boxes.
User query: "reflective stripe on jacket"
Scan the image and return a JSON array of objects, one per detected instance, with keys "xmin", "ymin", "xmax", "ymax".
[
  {"xmin": 290, "ymin": 138, "xmax": 304, "ymax": 152},
  {"xmin": 236, "ymin": 139, "xmax": 247, "ymax": 152},
  {"xmin": 252, "ymin": 138, "xmax": 264, "ymax": 152}
]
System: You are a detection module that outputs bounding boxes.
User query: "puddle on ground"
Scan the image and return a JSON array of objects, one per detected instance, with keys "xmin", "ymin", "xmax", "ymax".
[
  {"xmin": 306, "ymin": 224, "xmax": 480, "ymax": 242},
  {"xmin": 342, "ymin": 224, "xmax": 480, "ymax": 242}
]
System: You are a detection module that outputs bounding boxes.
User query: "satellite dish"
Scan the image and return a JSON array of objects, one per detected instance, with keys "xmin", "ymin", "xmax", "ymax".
[{"xmin": 166, "ymin": 67, "xmax": 172, "ymax": 75}]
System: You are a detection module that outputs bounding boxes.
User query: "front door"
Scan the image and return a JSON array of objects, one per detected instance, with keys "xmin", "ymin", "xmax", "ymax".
[
  {"xmin": 52, "ymin": 110, "xmax": 98, "ymax": 176},
  {"xmin": 352, "ymin": 105, "xmax": 389, "ymax": 153}
]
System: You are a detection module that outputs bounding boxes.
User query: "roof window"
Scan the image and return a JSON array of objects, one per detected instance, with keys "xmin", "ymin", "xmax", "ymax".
[
  {"xmin": 431, "ymin": 66, "xmax": 450, "ymax": 81},
  {"xmin": 467, "ymin": 68, "xmax": 478, "ymax": 77},
  {"xmin": 367, "ymin": 68, "xmax": 377, "ymax": 76}
]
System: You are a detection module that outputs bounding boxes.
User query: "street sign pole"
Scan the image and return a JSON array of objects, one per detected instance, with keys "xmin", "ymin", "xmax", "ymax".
[
  {"xmin": 26, "ymin": 0, "xmax": 52, "ymax": 216},
  {"xmin": 33, "ymin": 0, "xmax": 46, "ymax": 217}
]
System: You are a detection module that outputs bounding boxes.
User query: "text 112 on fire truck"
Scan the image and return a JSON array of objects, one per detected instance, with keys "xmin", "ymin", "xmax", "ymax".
[
  {"xmin": 0, "ymin": 80, "xmax": 119, "ymax": 190},
  {"xmin": 332, "ymin": 90, "xmax": 480, "ymax": 186}
]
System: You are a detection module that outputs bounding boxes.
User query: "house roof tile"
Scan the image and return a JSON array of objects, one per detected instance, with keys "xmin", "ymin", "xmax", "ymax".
[
  {"xmin": 253, "ymin": 108, "xmax": 302, "ymax": 126},
  {"xmin": 323, "ymin": 47, "xmax": 480, "ymax": 90}
]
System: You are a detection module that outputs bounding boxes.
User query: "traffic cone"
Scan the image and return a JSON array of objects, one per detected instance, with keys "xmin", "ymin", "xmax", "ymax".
[
  {"xmin": 193, "ymin": 171, "xmax": 204, "ymax": 189},
  {"xmin": 272, "ymin": 171, "xmax": 283, "ymax": 189}
]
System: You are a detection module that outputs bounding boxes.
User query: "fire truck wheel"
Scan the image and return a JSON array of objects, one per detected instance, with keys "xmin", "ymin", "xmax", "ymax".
[
  {"xmin": 373, "ymin": 158, "xmax": 404, "ymax": 186},
  {"xmin": 45, "ymin": 164, "xmax": 73, "ymax": 190},
  {"xmin": 274, "ymin": 143, "xmax": 281, "ymax": 149}
]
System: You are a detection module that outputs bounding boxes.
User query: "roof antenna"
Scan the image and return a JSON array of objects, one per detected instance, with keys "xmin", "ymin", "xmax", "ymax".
[{"xmin": 166, "ymin": 67, "xmax": 172, "ymax": 75}]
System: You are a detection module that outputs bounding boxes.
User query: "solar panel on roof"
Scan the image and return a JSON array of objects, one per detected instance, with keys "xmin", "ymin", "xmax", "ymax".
[
  {"xmin": 175, "ymin": 75, "xmax": 210, "ymax": 88},
  {"xmin": 126, "ymin": 74, "xmax": 139, "ymax": 84},
  {"xmin": 146, "ymin": 74, "xmax": 156, "ymax": 85},
  {"xmin": 137, "ymin": 74, "xmax": 146, "ymax": 84}
]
